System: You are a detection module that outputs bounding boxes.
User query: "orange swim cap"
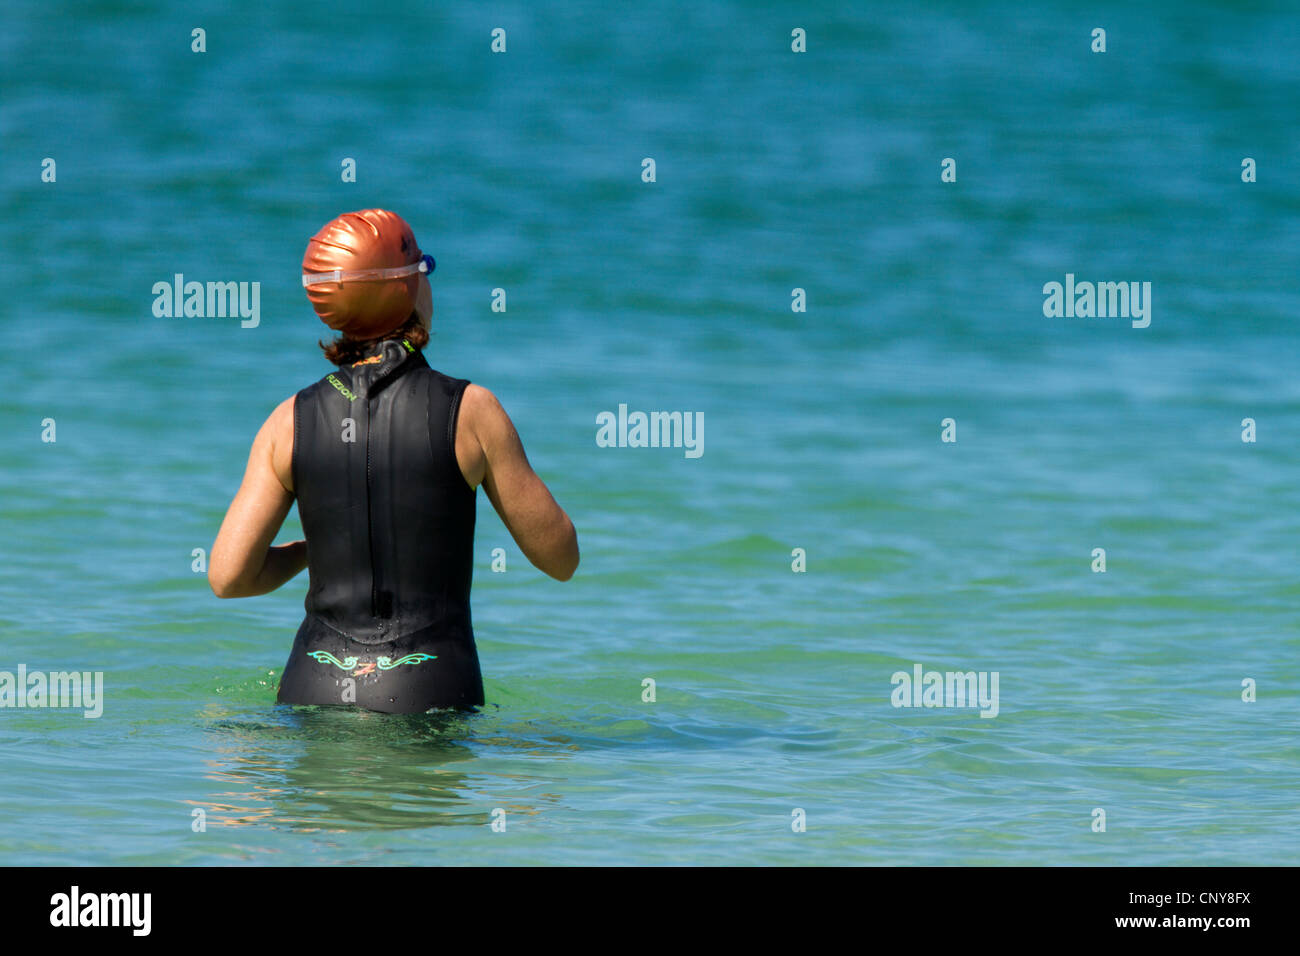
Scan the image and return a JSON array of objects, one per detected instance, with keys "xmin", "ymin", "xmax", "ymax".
[{"xmin": 302, "ymin": 209, "xmax": 425, "ymax": 339}]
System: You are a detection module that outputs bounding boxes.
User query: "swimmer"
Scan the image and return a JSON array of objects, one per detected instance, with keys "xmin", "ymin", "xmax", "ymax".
[{"xmin": 209, "ymin": 209, "xmax": 579, "ymax": 713}]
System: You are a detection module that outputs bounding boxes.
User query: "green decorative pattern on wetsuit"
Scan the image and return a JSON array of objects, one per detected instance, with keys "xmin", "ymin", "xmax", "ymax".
[
  {"xmin": 307, "ymin": 651, "xmax": 359, "ymax": 670},
  {"xmin": 377, "ymin": 653, "xmax": 437, "ymax": 669},
  {"xmin": 306, "ymin": 650, "xmax": 437, "ymax": 670}
]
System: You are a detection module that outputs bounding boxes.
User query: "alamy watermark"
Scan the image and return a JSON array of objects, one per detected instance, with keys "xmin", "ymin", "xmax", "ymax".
[
  {"xmin": 596, "ymin": 403, "xmax": 703, "ymax": 458},
  {"xmin": 890, "ymin": 663, "xmax": 999, "ymax": 718},
  {"xmin": 152, "ymin": 274, "xmax": 260, "ymax": 328},
  {"xmin": 50, "ymin": 886, "xmax": 150, "ymax": 936},
  {"xmin": 1042, "ymin": 273, "xmax": 1151, "ymax": 328},
  {"xmin": 0, "ymin": 665, "xmax": 103, "ymax": 718}
]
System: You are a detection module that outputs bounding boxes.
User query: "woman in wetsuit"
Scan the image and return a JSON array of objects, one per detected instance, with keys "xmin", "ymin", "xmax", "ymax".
[{"xmin": 208, "ymin": 209, "xmax": 579, "ymax": 713}]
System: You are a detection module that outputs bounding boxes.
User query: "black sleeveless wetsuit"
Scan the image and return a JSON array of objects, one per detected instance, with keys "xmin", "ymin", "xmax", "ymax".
[{"xmin": 276, "ymin": 338, "xmax": 483, "ymax": 713}]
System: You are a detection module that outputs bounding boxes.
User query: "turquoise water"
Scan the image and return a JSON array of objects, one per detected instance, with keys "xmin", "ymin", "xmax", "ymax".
[{"xmin": 2, "ymin": 0, "xmax": 1298, "ymax": 864}]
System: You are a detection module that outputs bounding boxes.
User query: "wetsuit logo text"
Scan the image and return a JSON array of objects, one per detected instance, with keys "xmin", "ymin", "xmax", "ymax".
[{"xmin": 327, "ymin": 374, "xmax": 358, "ymax": 401}]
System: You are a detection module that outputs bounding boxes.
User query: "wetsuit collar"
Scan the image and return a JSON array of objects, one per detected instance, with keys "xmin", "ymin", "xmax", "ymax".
[{"xmin": 348, "ymin": 338, "xmax": 427, "ymax": 394}]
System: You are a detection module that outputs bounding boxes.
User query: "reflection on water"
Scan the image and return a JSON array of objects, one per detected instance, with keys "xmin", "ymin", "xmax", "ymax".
[{"xmin": 193, "ymin": 705, "xmax": 497, "ymax": 832}]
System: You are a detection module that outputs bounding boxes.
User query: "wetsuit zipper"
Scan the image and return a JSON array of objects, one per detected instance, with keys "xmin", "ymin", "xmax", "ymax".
[{"xmin": 364, "ymin": 385, "xmax": 378, "ymax": 619}]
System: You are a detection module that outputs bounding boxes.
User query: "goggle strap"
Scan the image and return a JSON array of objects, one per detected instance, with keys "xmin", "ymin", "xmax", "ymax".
[{"xmin": 302, "ymin": 254, "xmax": 434, "ymax": 288}]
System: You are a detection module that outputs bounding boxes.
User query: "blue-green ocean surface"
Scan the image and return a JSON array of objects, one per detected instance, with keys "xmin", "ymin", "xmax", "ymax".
[{"xmin": 1, "ymin": 0, "xmax": 1297, "ymax": 864}]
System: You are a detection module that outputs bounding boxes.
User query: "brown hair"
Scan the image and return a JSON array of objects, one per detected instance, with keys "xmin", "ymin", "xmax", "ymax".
[{"xmin": 318, "ymin": 312, "xmax": 429, "ymax": 366}]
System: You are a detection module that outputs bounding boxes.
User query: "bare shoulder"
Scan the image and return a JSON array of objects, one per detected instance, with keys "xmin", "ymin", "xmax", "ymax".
[
  {"xmin": 271, "ymin": 393, "xmax": 296, "ymax": 426},
  {"xmin": 264, "ymin": 394, "xmax": 295, "ymax": 444},
  {"xmin": 459, "ymin": 383, "xmax": 503, "ymax": 422},
  {"xmin": 454, "ymin": 385, "xmax": 496, "ymax": 489},
  {"xmin": 459, "ymin": 383, "xmax": 513, "ymax": 445},
  {"xmin": 266, "ymin": 394, "xmax": 296, "ymax": 492}
]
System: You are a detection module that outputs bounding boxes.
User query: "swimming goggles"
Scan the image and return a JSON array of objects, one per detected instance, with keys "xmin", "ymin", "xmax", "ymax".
[{"xmin": 303, "ymin": 253, "xmax": 435, "ymax": 287}]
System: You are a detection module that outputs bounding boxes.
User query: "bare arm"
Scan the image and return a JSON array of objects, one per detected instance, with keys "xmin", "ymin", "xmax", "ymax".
[
  {"xmin": 209, "ymin": 397, "xmax": 307, "ymax": 598},
  {"xmin": 460, "ymin": 385, "xmax": 579, "ymax": 581}
]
